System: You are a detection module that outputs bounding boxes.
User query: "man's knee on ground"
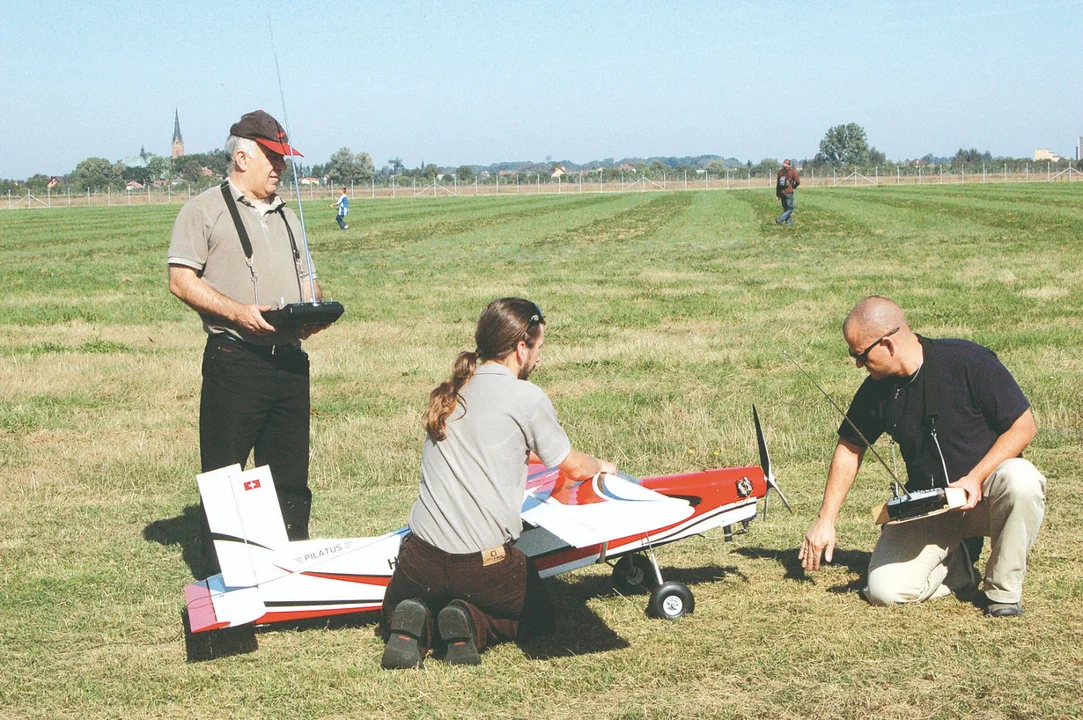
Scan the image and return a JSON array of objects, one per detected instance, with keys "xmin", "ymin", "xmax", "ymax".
[{"xmin": 865, "ymin": 566, "xmax": 925, "ymax": 606}]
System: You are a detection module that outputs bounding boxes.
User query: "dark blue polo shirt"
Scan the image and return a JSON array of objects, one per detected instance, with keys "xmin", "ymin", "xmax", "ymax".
[{"xmin": 839, "ymin": 338, "xmax": 1030, "ymax": 491}]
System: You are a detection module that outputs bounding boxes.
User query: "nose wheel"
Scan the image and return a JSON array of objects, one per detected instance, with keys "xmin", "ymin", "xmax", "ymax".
[
  {"xmin": 648, "ymin": 581, "xmax": 695, "ymax": 620},
  {"xmin": 610, "ymin": 552, "xmax": 694, "ymax": 620}
]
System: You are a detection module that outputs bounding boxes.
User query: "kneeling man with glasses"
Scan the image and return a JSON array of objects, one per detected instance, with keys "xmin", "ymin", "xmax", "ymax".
[{"xmin": 800, "ymin": 295, "xmax": 1046, "ymax": 617}]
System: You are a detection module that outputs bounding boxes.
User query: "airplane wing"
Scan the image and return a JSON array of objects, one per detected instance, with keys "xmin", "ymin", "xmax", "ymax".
[{"xmin": 521, "ymin": 471, "xmax": 694, "ymax": 548}]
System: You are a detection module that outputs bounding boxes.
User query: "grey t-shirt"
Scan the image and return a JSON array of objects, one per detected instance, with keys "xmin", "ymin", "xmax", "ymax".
[
  {"xmin": 409, "ymin": 363, "xmax": 572, "ymax": 554},
  {"xmin": 167, "ymin": 181, "xmax": 313, "ymax": 345}
]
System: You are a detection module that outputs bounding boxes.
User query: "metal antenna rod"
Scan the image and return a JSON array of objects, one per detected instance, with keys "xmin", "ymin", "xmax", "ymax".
[
  {"xmin": 267, "ymin": 14, "xmax": 318, "ymax": 304},
  {"xmin": 782, "ymin": 350, "xmax": 906, "ymax": 498}
]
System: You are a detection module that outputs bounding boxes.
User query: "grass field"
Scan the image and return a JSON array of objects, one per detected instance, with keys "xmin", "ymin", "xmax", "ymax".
[{"xmin": 1, "ymin": 184, "xmax": 1081, "ymax": 719}]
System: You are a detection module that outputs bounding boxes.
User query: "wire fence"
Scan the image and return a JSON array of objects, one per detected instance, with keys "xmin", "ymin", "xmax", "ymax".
[{"xmin": 4, "ymin": 163, "xmax": 1082, "ymax": 210}]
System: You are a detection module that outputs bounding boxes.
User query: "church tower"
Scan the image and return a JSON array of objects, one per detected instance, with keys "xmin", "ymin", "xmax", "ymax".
[{"xmin": 171, "ymin": 109, "xmax": 185, "ymax": 158}]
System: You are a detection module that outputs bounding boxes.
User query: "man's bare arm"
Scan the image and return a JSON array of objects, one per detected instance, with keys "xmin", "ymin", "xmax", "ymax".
[
  {"xmin": 800, "ymin": 437, "xmax": 865, "ymax": 572},
  {"xmin": 168, "ymin": 265, "xmax": 275, "ymax": 335},
  {"xmin": 950, "ymin": 409, "xmax": 1037, "ymax": 510}
]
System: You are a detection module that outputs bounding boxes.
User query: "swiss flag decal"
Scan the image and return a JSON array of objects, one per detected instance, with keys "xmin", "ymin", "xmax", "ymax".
[{"xmin": 243, "ymin": 479, "xmax": 261, "ymax": 491}]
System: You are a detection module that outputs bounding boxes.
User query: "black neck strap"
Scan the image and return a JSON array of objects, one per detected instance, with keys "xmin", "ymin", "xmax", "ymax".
[
  {"xmin": 220, "ymin": 182, "xmax": 301, "ymax": 263},
  {"xmin": 220, "ymin": 182, "xmax": 253, "ymax": 259},
  {"xmin": 918, "ymin": 335, "xmax": 939, "ymax": 425}
]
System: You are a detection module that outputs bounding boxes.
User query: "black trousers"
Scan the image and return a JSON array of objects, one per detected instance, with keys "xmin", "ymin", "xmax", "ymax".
[{"xmin": 199, "ymin": 335, "xmax": 311, "ymax": 552}]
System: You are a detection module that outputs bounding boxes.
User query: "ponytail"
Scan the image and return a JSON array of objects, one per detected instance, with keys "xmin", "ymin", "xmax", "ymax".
[
  {"xmin": 424, "ymin": 350, "xmax": 478, "ymax": 441},
  {"xmin": 424, "ymin": 297, "xmax": 545, "ymax": 441}
]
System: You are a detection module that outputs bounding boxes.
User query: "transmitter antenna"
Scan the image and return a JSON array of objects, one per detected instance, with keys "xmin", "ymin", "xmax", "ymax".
[
  {"xmin": 782, "ymin": 350, "xmax": 906, "ymax": 498},
  {"xmin": 267, "ymin": 14, "xmax": 318, "ymax": 305}
]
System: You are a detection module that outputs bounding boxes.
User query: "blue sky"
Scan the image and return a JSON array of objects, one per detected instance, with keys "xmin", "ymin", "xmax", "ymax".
[{"xmin": 2, "ymin": 0, "xmax": 1081, "ymax": 178}]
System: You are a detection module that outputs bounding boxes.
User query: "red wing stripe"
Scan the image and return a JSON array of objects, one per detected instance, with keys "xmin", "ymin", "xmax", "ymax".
[{"xmin": 299, "ymin": 571, "xmax": 392, "ymax": 586}]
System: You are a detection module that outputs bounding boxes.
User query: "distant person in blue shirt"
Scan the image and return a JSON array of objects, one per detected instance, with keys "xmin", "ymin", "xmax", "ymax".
[{"xmin": 330, "ymin": 187, "xmax": 349, "ymax": 230}]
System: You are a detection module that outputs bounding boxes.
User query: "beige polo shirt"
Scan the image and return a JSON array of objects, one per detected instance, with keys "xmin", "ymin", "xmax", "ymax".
[
  {"xmin": 167, "ymin": 181, "xmax": 313, "ymax": 345},
  {"xmin": 409, "ymin": 363, "xmax": 572, "ymax": 554}
]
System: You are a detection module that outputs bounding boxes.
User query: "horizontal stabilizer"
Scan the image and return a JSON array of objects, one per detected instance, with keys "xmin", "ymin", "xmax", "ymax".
[
  {"xmin": 185, "ymin": 578, "xmax": 266, "ymax": 632},
  {"xmin": 522, "ymin": 472, "xmax": 694, "ymax": 548}
]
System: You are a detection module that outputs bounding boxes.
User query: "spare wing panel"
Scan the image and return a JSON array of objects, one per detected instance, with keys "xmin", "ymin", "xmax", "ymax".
[{"xmin": 521, "ymin": 472, "xmax": 694, "ymax": 548}]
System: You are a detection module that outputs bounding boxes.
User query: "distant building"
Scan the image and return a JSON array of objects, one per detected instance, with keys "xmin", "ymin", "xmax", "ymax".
[
  {"xmin": 1034, "ymin": 148, "xmax": 1062, "ymax": 162},
  {"xmin": 618, "ymin": 163, "xmax": 637, "ymax": 172},
  {"xmin": 119, "ymin": 145, "xmax": 150, "ymax": 169},
  {"xmin": 46, "ymin": 177, "xmax": 61, "ymax": 189},
  {"xmin": 172, "ymin": 109, "xmax": 184, "ymax": 159},
  {"xmin": 550, "ymin": 165, "xmax": 566, "ymax": 179}
]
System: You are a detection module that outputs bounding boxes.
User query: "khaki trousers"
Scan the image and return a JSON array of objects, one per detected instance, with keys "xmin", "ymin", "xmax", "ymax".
[{"xmin": 866, "ymin": 458, "xmax": 1046, "ymax": 605}]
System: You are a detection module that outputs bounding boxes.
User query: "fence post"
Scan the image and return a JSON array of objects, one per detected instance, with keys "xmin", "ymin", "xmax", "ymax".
[
  {"xmin": 87, "ymin": 187, "xmax": 91, "ymax": 205},
  {"xmin": 747, "ymin": 170, "xmax": 750, "ymax": 188},
  {"xmin": 983, "ymin": 163, "xmax": 986, "ymax": 183},
  {"xmin": 1004, "ymin": 163, "xmax": 1007, "ymax": 182}
]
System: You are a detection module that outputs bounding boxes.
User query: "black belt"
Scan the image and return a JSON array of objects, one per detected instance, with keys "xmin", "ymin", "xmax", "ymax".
[{"xmin": 209, "ymin": 333, "xmax": 299, "ymax": 357}]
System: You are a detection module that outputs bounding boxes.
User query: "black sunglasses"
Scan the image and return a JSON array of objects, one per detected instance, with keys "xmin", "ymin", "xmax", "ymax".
[
  {"xmin": 849, "ymin": 327, "xmax": 899, "ymax": 362},
  {"xmin": 528, "ymin": 303, "xmax": 545, "ymax": 326}
]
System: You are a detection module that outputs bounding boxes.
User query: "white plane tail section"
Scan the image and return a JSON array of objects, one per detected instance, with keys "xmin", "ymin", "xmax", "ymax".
[{"xmin": 197, "ymin": 465, "xmax": 289, "ymax": 587}]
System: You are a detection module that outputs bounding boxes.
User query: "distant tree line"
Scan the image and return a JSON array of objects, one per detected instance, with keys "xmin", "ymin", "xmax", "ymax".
[{"xmin": 3, "ymin": 124, "xmax": 1080, "ymax": 194}]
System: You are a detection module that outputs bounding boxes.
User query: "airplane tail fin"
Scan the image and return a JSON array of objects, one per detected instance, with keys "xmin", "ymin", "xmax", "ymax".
[
  {"xmin": 197, "ymin": 465, "xmax": 290, "ymax": 586},
  {"xmin": 754, "ymin": 405, "xmax": 792, "ymax": 517}
]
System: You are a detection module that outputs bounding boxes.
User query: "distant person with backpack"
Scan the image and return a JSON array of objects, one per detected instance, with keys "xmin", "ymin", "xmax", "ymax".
[
  {"xmin": 330, "ymin": 187, "xmax": 348, "ymax": 230},
  {"xmin": 775, "ymin": 159, "xmax": 800, "ymax": 226}
]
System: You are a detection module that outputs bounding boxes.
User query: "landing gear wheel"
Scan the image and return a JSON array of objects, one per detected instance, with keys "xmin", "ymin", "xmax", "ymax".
[
  {"xmin": 612, "ymin": 554, "xmax": 657, "ymax": 594},
  {"xmin": 647, "ymin": 581, "xmax": 694, "ymax": 620}
]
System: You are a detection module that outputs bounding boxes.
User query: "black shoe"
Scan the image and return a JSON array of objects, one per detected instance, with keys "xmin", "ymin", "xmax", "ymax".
[
  {"xmin": 984, "ymin": 598, "xmax": 1024, "ymax": 617},
  {"xmin": 438, "ymin": 601, "xmax": 481, "ymax": 666},
  {"xmin": 381, "ymin": 599, "xmax": 429, "ymax": 669}
]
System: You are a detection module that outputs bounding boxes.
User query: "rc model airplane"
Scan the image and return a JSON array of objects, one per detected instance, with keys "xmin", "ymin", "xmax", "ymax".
[{"xmin": 182, "ymin": 407, "xmax": 790, "ymax": 657}]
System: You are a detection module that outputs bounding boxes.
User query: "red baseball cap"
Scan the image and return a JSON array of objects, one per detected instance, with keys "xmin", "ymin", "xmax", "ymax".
[{"xmin": 230, "ymin": 110, "xmax": 303, "ymax": 157}]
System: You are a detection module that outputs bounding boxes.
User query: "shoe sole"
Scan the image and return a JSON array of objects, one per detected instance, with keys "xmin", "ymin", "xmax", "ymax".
[
  {"xmin": 438, "ymin": 605, "xmax": 481, "ymax": 666},
  {"xmin": 985, "ymin": 603, "xmax": 1024, "ymax": 617},
  {"xmin": 381, "ymin": 599, "xmax": 428, "ymax": 669}
]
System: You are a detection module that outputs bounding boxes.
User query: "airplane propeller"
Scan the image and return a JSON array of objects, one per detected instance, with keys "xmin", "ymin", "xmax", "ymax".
[{"xmin": 754, "ymin": 405, "xmax": 792, "ymax": 518}]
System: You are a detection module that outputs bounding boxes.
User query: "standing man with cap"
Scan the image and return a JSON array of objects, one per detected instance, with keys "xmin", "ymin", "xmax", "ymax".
[
  {"xmin": 330, "ymin": 187, "xmax": 349, "ymax": 230},
  {"xmin": 775, "ymin": 159, "xmax": 800, "ymax": 226},
  {"xmin": 168, "ymin": 109, "xmax": 326, "ymax": 571}
]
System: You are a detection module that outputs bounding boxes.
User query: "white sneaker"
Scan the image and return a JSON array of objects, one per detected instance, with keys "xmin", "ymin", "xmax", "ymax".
[{"xmin": 343, "ymin": 224, "xmax": 349, "ymax": 230}]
